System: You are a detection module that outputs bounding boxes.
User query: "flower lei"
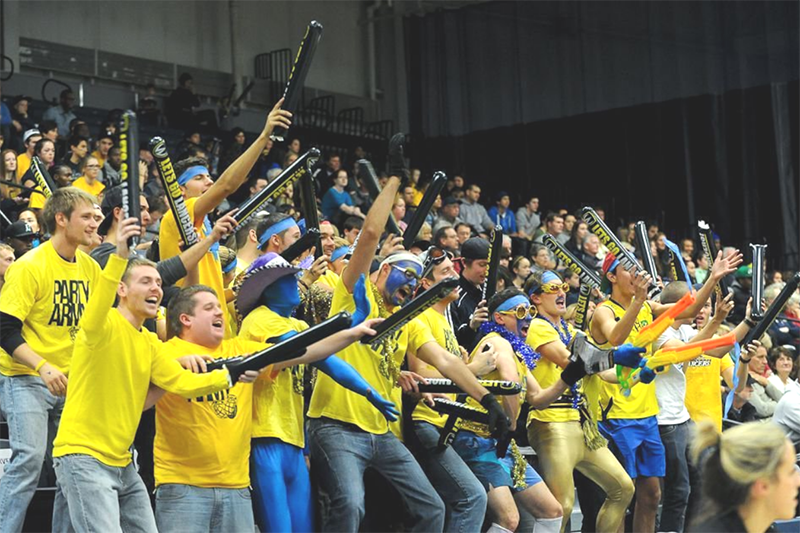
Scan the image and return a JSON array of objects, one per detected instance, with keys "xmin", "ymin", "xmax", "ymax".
[
  {"xmin": 537, "ymin": 315, "xmax": 581, "ymax": 409},
  {"xmin": 479, "ymin": 321, "xmax": 540, "ymax": 371}
]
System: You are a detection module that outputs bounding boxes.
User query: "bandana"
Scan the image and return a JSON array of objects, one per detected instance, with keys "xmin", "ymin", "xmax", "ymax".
[
  {"xmin": 177, "ymin": 166, "xmax": 209, "ymax": 186},
  {"xmin": 258, "ymin": 217, "xmax": 298, "ymax": 249}
]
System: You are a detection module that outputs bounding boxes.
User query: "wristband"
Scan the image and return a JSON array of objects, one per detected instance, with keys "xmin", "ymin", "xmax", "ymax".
[
  {"xmin": 34, "ymin": 360, "xmax": 47, "ymax": 372},
  {"xmin": 739, "ymin": 355, "xmax": 752, "ymax": 364},
  {"xmin": 744, "ymin": 317, "xmax": 757, "ymax": 328}
]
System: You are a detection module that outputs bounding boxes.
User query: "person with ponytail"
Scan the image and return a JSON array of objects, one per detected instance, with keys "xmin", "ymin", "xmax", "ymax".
[{"xmin": 690, "ymin": 421, "xmax": 800, "ymax": 532}]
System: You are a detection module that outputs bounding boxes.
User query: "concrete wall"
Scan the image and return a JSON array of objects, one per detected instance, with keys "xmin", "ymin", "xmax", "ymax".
[{"xmin": 6, "ymin": 0, "xmax": 369, "ymax": 98}]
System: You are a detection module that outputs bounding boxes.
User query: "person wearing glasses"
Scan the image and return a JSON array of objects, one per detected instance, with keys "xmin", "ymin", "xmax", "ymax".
[
  {"xmin": 72, "ymin": 156, "xmax": 105, "ymax": 198},
  {"xmin": 307, "ymin": 163, "xmax": 510, "ymax": 533},
  {"xmin": 405, "ymin": 245, "xmax": 496, "ymax": 533},
  {"xmin": 524, "ymin": 270, "xmax": 634, "ymax": 533},
  {"xmin": 450, "ymin": 287, "xmax": 607, "ymax": 533}
]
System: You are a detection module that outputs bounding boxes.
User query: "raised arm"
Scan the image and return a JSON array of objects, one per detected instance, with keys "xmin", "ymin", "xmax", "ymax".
[
  {"xmin": 194, "ymin": 99, "xmax": 291, "ymax": 220},
  {"xmin": 343, "ymin": 174, "xmax": 401, "ymax": 292}
]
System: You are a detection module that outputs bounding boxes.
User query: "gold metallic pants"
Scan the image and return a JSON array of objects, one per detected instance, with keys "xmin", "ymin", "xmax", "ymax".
[{"xmin": 528, "ymin": 420, "xmax": 634, "ymax": 533}]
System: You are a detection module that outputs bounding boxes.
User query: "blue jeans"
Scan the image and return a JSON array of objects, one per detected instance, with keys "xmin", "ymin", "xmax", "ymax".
[
  {"xmin": 308, "ymin": 418, "xmax": 445, "ymax": 532},
  {"xmin": 411, "ymin": 422, "xmax": 487, "ymax": 533},
  {"xmin": 155, "ymin": 484, "xmax": 254, "ymax": 533},
  {"xmin": 658, "ymin": 420, "xmax": 692, "ymax": 532},
  {"xmin": 54, "ymin": 454, "xmax": 156, "ymax": 533},
  {"xmin": 250, "ymin": 438, "xmax": 313, "ymax": 533},
  {"xmin": 0, "ymin": 374, "xmax": 70, "ymax": 533}
]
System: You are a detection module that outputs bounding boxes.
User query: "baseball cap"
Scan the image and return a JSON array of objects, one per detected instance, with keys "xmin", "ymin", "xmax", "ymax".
[
  {"xmin": 600, "ymin": 253, "xmax": 621, "ymax": 294},
  {"xmin": 97, "ymin": 186, "xmax": 125, "ymax": 236},
  {"xmin": 23, "ymin": 129, "xmax": 41, "ymax": 144},
  {"xmin": 461, "ymin": 237, "xmax": 490, "ymax": 261},
  {"xmin": 442, "ymin": 196, "xmax": 459, "ymax": 207},
  {"xmin": 12, "ymin": 95, "xmax": 33, "ymax": 106},
  {"xmin": 5, "ymin": 221, "xmax": 35, "ymax": 240},
  {"xmin": 735, "ymin": 265, "xmax": 753, "ymax": 279}
]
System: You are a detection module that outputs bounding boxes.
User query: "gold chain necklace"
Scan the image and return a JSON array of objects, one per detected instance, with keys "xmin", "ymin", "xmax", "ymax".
[{"xmin": 369, "ymin": 284, "xmax": 401, "ymax": 385}]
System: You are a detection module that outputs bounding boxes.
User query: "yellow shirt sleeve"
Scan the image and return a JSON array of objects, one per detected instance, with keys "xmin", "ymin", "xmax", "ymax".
[
  {"xmin": 79, "ymin": 253, "xmax": 127, "ymax": 341},
  {"xmin": 406, "ymin": 317, "xmax": 436, "ymax": 354},
  {"xmin": 0, "ymin": 257, "xmax": 40, "ymax": 322},
  {"xmin": 720, "ymin": 354, "xmax": 734, "ymax": 373},
  {"xmin": 526, "ymin": 319, "xmax": 561, "ymax": 351},
  {"xmin": 150, "ymin": 346, "xmax": 230, "ymax": 399}
]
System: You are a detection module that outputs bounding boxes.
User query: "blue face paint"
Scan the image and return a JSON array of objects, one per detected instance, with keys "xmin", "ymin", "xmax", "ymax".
[
  {"xmin": 383, "ymin": 260, "xmax": 422, "ymax": 307},
  {"xmin": 259, "ymin": 274, "xmax": 300, "ymax": 317}
]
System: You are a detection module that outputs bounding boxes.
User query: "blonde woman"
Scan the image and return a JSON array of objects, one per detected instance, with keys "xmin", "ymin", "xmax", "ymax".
[{"xmin": 690, "ymin": 421, "xmax": 800, "ymax": 532}]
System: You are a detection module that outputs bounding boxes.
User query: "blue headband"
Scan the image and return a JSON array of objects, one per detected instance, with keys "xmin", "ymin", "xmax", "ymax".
[
  {"xmin": 330, "ymin": 245, "xmax": 350, "ymax": 263},
  {"xmin": 496, "ymin": 295, "xmax": 530, "ymax": 313},
  {"xmin": 177, "ymin": 166, "xmax": 209, "ymax": 186},
  {"xmin": 222, "ymin": 257, "xmax": 238, "ymax": 274},
  {"xmin": 527, "ymin": 270, "xmax": 561, "ymax": 296},
  {"xmin": 258, "ymin": 217, "xmax": 298, "ymax": 249}
]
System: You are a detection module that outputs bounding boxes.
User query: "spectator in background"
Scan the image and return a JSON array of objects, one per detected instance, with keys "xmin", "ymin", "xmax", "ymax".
[
  {"xmin": 72, "ymin": 157, "xmax": 105, "ymax": 199},
  {"xmin": 176, "ymin": 130, "xmax": 203, "ymax": 161},
  {"xmin": 647, "ymin": 222, "xmax": 659, "ymax": 240},
  {"xmin": 138, "ymin": 83, "xmax": 164, "ymax": 128},
  {"xmin": 102, "ymin": 146, "xmax": 122, "ymax": 187},
  {"xmin": 91, "ymin": 132, "xmax": 114, "ymax": 170},
  {"xmin": 313, "ymin": 152, "xmax": 341, "ymax": 195},
  {"xmin": 557, "ymin": 213, "xmax": 575, "ymax": 245},
  {"xmin": 765, "ymin": 283, "xmax": 800, "ymax": 352},
  {"xmin": 487, "ymin": 191, "xmax": 517, "ymax": 236},
  {"xmin": 726, "ymin": 377, "xmax": 758, "ymax": 423},
  {"xmin": 459, "ymin": 184, "xmax": 493, "ymax": 236},
  {"xmin": 0, "ymin": 149, "xmax": 27, "ymax": 215},
  {"xmin": 694, "ymin": 253, "xmax": 710, "ymax": 284},
  {"xmin": 321, "ymin": 170, "xmax": 363, "ymax": 226},
  {"xmin": 533, "ymin": 212, "xmax": 564, "ymax": 244},
  {"xmin": 50, "ymin": 165, "xmax": 74, "ymax": 190},
  {"xmin": 62, "ymin": 135, "xmax": 89, "ymax": 176},
  {"xmin": 42, "ymin": 89, "xmax": 78, "ymax": 137},
  {"xmin": 730, "ymin": 264, "xmax": 753, "ymax": 324},
  {"xmin": 680, "ymin": 238, "xmax": 695, "ymax": 261},
  {"xmin": 564, "ymin": 220, "xmax": 587, "ymax": 256},
  {"xmin": 454, "ymin": 221, "xmax": 471, "ymax": 246},
  {"xmin": 0, "ymin": 99, "xmax": 11, "ymax": 146},
  {"xmin": 530, "ymin": 243, "xmax": 554, "ymax": 275},
  {"xmin": 4, "ymin": 220, "xmax": 37, "ymax": 258},
  {"xmin": 578, "ymin": 234, "xmax": 602, "ymax": 273},
  {"xmin": 516, "ymin": 196, "xmax": 540, "ymax": 240},
  {"xmin": 220, "ymin": 128, "xmax": 246, "ymax": 172},
  {"xmin": 342, "ymin": 216, "xmax": 362, "ymax": 245},
  {"xmin": 16, "ymin": 129, "xmax": 41, "ymax": 180},
  {"xmin": 40, "ymin": 121, "xmax": 58, "ymax": 145},
  {"xmin": 748, "ymin": 344, "xmax": 781, "ymax": 419},
  {"xmin": 433, "ymin": 226, "xmax": 458, "ymax": 255},
  {"xmin": 392, "ymin": 195, "xmax": 407, "ymax": 232},
  {"xmin": 510, "ymin": 256, "xmax": 530, "ymax": 289},
  {"xmin": 22, "ymin": 138, "xmax": 56, "ymax": 211},
  {"xmin": 767, "ymin": 346, "xmax": 799, "ymax": 396},
  {"xmin": 165, "ymin": 73, "xmax": 212, "ymax": 131},
  {"xmin": 10, "ymin": 96, "xmax": 36, "ymax": 144},
  {"xmin": 17, "ymin": 210, "xmax": 41, "ymax": 237},
  {"xmin": 432, "ymin": 196, "xmax": 463, "ymax": 233}
]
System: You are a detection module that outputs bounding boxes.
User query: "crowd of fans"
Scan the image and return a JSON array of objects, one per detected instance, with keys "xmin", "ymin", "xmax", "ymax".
[{"xmin": 0, "ymin": 84, "xmax": 798, "ymax": 533}]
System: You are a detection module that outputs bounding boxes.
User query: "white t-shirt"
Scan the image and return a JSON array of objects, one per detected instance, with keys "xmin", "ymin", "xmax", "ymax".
[
  {"xmin": 767, "ymin": 374, "xmax": 800, "ymax": 397},
  {"xmin": 653, "ymin": 324, "xmax": 694, "ymax": 425}
]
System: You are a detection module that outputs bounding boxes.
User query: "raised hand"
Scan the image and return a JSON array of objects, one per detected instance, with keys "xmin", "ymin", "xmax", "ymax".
[
  {"xmin": 713, "ymin": 293, "xmax": 735, "ymax": 323},
  {"xmin": 116, "ymin": 217, "xmax": 142, "ymax": 258},
  {"xmin": 711, "ymin": 249, "xmax": 743, "ymax": 281},
  {"xmin": 263, "ymin": 98, "xmax": 292, "ymax": 138},
  {"xmin": 469, "ymin": 300, "xmax": 489, "ymax": 331},
  {"xmin": 211, "ymin": 213, "xmax": 238, "ymax": 242}
]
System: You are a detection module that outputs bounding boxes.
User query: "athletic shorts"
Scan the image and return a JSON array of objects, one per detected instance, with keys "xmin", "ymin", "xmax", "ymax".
[
  {"xmin": 599, "ymin": 416, "xmax": 666, "ymax": 478},
  {"xmin": 451, "ymin": 430, "xmax": 542, "ymax": 493}
]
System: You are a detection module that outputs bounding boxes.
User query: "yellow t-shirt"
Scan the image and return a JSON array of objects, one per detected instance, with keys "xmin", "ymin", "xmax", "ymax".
[
  {"xmin": 28, "ymin": 186, "xmax": 46, "ymax": 210},
  {"xmin": 461, "ymin": 332, "xmax": 527, "ymax": 437},
  {"xmin": 240, "ymin": 305, "xmax": 309, "ymax": 448},
  {"xmin": 685, "ymin": 354, "xmax": 733, "ymax": 432},
  {"xmin": 317, "ymin": 269, "xmax": 340, "ymax": 290},
  {"xmin": 592, "ymin": 299, "xmax": 658, "ymax": 420},
  {"xmin": 159, "ymin": 197, "xmax": 233, "ymax": 338},
  {"xmin": 411, "ymin": 308, "xmax": 461, "ymax": 429},
  {"xmin": 16, "ymin": 153, "xmax": 31, "ymax": 180},
  {"xmin": 308, "ymin": 274, "xmax": 435, "ymax": 437},
  {"xmin": 53, "ymin": 255, "xmax": 230, "ymax": 467},
  {"xmin": 91, "ymin": 150, "xmax": 107, "ymax": 169},
  {"xmin": 154, "ymin": 336, "xmax": 264, "ymax": 488},
  {"xmin": 72, "ymin": 177, "xmax": 105, "ymax": 199},
  {"xmin": 0, "ymin": 241, "xmax": 101, "ymax": 376},
  {"xmin": 526, "ymin": 318, "xmax": 581, "ymax": 423}
]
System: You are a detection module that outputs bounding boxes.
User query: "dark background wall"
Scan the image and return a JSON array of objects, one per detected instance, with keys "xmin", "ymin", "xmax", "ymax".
[{"xmin": 404, "ymin": 0, "xmax": 799, "ymax": 269}]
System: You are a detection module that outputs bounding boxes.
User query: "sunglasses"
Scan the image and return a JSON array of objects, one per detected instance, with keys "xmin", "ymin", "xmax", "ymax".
[
  {"xmin": 422, "ymin": 246, "xmax": 453, "ymax": 274},
  {"xmin": 391, "ymin": 264, "xmax": 421, "ymax": 282},
  {"xmin": 498, "ymin": 303, "xmax": 537, "ymax": 320},
  {"xmin": 539, "ymin": 282, "xmax": 570, "ymax": 294}
]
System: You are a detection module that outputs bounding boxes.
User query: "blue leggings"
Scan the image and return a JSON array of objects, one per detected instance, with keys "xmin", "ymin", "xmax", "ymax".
[{"xmin": 251, "ymin": 438, "xmax": 314, "ymax": 533}]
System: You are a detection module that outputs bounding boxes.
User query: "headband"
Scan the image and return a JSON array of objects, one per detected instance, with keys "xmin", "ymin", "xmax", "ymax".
[
  {"xmin": 527, "ymin": 270, "xmax": 561, "ymax": 296},
  {"xmin": 177, "ymin": 166, "xmax": 209, "ymax": 186},
  {"xmin": 330, "ymin": 245, "xmax": 350, "ymax": 263},
  {"xmin": 379, "ymin": 251, "xmax": 424, "ymax": 270},
  {"xmin": 496, "ymin": 295, "xmax": 530, "ymax": 313},
  {"xmin": 258, "ymin": 217, "xmax": 298, "ymax": 249},
  {"xmin": 222, "ymin": 257, "xmax": 238, "ymax": 274}
]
